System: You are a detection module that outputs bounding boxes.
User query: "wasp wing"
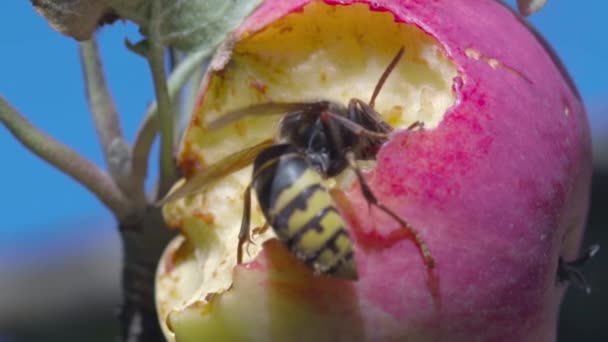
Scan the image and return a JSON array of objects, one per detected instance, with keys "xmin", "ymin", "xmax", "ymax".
[
  {"xmin": 207, "ymin": 102, "xmax": 330, "ymax": 130},
  {"xmin": 157, "ymin": 138, "xmax": 274, "ymax": 206}
]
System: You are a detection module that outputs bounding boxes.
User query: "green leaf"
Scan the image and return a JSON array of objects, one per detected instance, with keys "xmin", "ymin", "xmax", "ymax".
[{"xmin": 113, "ymin": 0, "xmax": 263, "ymax": 52}]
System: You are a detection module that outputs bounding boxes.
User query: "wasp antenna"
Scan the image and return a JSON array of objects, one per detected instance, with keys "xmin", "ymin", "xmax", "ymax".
[{"xmin": 369, "ymin": 46, "xmax": 405, "ymax": 109}]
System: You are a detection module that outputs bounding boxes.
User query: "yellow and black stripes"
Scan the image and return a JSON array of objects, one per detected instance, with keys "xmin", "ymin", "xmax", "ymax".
[{"xmin": 252, "ymin": 145, "xmax": 357, "ymax": 279}]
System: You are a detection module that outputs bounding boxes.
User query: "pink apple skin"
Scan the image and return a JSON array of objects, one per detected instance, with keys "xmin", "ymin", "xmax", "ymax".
[{"xmin": 166, "ymin": 1, "xmax": 592, "ymax": 341}]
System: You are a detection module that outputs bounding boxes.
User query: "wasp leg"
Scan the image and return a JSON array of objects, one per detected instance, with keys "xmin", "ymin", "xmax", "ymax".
[
  {"xmin": 323, "ymin": 110, "xmax": 392, "ymax": 140},
  {"xmin": 558, "ymin": 244, "xmax": 600, "ymax": 294},
  {"xmin": 237, "ymin": 184, "xmax": 253, "ymax": 265},
  {"xmin": 237, "ymin": 149, "xmax": 287, "ymax": 264},
  {"xmin": 405, "ymin": 120, "xmax": 425, "ymax": 131},
  {"xmin": 345, "ymin": 152, "xmax": 435, "ymax": 269},
  {"xmin": 350, "ymin": 99, "xmax": 426, "ymax": 134},
  {"xmin": 348, "ymin": 98, "xmax": 393, "ymax": 134},
  {"xmin": 252, "ymin": 222, "xmax": 271, "ymax": 239},
  {"xmin": 241, "ymin": 222, "xmax": 271, "ymax": 262}
]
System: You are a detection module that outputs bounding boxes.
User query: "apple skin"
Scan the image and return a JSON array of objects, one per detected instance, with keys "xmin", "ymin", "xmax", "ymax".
[{"xmin": 164, "ymin": 0, "xmax": 592, "ymax": 341}]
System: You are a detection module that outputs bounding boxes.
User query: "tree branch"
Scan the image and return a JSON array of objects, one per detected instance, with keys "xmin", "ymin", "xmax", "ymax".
[
  {"xmin": 0, "ymin": 96, "xmax": 132, "ymax": 222},
  {"xmin": 132, "ymin": 48, "xmax": 209, "ymax": 201},
  {"xmin": 79, "ymin": 38, "xmax": 135, "ymax": 200},
  {"xmin": 79, "ymin": 38, "xmax": 125, "ymax": 160}
]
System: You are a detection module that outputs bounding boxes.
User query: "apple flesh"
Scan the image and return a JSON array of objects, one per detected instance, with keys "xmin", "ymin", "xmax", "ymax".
[{"xmin": 156, "ymin": 1, "xmax": 592, "ymax": 341}]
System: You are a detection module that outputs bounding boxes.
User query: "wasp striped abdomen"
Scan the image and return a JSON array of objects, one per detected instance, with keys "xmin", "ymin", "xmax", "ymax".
[{"xmin": 252, "ymin": 145, "xmax": 357, "ymax": 280}]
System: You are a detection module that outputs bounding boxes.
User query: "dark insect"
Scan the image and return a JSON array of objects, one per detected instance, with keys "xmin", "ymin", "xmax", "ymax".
[
  {"xmin": 557, "ymin": 244, "xmax": 599, "ymax": 294},
  {"xmin": 159, "ymin": 47, "xmax": 434, "ymax": 280}
]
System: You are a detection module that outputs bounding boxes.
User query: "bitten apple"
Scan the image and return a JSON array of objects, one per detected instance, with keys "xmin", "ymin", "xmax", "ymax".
[{"xmin": 156, "ymin": 1, "xmax": 592, "ymax": 341}]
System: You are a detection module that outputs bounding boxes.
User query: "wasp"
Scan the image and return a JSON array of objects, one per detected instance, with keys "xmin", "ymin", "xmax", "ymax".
[{"xmin": 159, "ymin": 47, "xmax": 434, "ymax": 280}]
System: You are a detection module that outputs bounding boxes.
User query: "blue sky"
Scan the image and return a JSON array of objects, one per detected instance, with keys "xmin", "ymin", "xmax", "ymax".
[{"xmin": 0, "ymin": 1, "xmax": 607, "ymax": 252}]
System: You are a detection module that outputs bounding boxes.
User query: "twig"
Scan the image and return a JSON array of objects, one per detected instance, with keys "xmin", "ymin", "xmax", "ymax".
[
  {"xmin": 0, "ymin": 97, "xmax": 132, "ymax": 222},
  {"xmin": 131, "ymin": 48, "xmax": 209, "ymax": 201},
  {"xmin": 168, "ymin": 48, "xmax": 183, "ymax": 152},
  {"xmin": 147, "ymin": 0, "xmax": 177, "ymax": 197},
  {"xmin": 79, "ymin": 38, "xmax": 133, "ymax": 196},
  {"xmin": 131, "ymin": 113, "xmax": 156, "ymax": 202},
  {"xmin": 79, "ymin": 38, "xmax": 124, "ymax": 158}
]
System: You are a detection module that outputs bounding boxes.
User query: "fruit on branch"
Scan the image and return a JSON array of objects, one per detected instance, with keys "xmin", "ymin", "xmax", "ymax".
[{"xmin": 156, "ymin": 1, "xmax": 591, "ymax": 341}]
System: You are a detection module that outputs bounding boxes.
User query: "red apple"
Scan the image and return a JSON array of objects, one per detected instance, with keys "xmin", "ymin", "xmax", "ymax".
[{"xmin": 156, "ymin": 1, "xmax": 592, "ymax": 341}]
